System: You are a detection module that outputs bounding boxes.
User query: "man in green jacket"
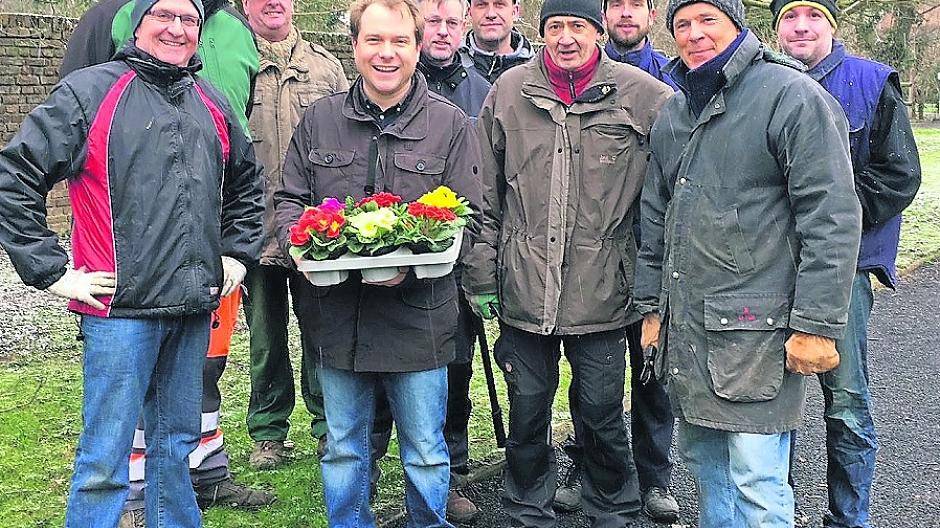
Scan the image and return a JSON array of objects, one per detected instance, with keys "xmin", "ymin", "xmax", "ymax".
[
  {"xmin": 634, "ymin": 0, "xmax": 862, "ymax": 526},
  {"xmin": 240, "ymin": 0, "xmax": 349, "ymax": 471}
]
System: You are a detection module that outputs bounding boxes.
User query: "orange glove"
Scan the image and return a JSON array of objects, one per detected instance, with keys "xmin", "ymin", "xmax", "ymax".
[
  {"xmin": 785, "ymin": 332, "xmax": 840, "ymax": 375},
  {"xmin": 640, "ymin": 314, "xmax": 661, "ymax": 350}
]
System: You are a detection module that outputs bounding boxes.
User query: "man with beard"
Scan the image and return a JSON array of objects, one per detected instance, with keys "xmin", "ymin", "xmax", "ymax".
[
  {"xmin": 60, "ymin": 1, "xmax": 273, "ymax": 525},
  {"xmin": 464, "ymin": 0, "xmax": 535, "ymax": 82},
  {"xmin": 773, "ymin": 1, "xmax": 921, "ymax": 526},
  {"xmin": 552, "ymin": 0, "xmax": 680, "ymax": 522},
  {"xmin": 368, "ymin": 0, "xmax": 490, "ymax": 523}
]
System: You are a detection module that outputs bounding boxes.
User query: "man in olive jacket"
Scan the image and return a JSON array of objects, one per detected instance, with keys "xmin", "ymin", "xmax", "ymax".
[
  {"xmin": 634, "ymin": 0, "xmax": 862, "ymax": 526},
  {"xmin": 241, "ymin": 0, "xmax": 349, "ymax": 470},
  {"xmin": 462, "ymin": 0, "xmax": 671, "ymax": 525},
  {"xmin": 273, "ymin": 0, "xmax": 481, "ymax": 524}
]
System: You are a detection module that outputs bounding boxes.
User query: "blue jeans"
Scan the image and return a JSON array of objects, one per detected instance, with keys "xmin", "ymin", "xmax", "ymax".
[
  {"xmin": 821, "ymin": 272, "xmax": 877, "ymax": 528},
  {"xmin": 66, "ymin": 315, "xmax": 209, "ymax": 528},
  {"xmin": 678, "ymin": 421, "xmax": 794, "ymax": 528},
  {"xmin": 319, "ymin": 367, "xmax": 453, "ymax": 528}
]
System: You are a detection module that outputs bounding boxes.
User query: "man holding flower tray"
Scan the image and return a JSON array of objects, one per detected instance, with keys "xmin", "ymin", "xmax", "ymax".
[{"xmin": 273, "ymin": 0, "xmax": 481, "ymax": 524}]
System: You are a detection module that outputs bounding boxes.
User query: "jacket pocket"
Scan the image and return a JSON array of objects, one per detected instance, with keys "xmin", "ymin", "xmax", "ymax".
[
  {"xmin": 309, "ymin": 148, "xmax": 355, "ymax": 168},
  {"xmin": 390, "ymin": 152, "xmax": 447, "ymax": 199},
  {"xmin": 715, "ymin": 209, "xmax": 756, "ymax": 274},
  {"xmin": 400, "ymin": 275, "xmax": 457, "ymax": 309},
  {"xmin": 703, "ymin": 293, "xmax": 790, "ymax": 403}
]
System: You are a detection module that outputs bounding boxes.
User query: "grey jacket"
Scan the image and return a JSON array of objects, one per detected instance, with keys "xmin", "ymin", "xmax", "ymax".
[
  {"xmin": 464, "ymin": 48, "xmax": 672, "ymax": 335},
  {"xmin": 634, "ymin": 32, "xmax": 862, "ymax": 433}
]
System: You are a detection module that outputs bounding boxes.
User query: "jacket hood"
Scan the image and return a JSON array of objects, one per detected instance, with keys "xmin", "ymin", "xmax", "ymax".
[{"xmin": 465, "ymin": 29, "xmax": 534, "ymax": 60}]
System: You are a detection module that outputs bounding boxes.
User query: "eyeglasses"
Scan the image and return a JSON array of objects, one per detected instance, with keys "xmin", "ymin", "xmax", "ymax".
[
  {"xmin": 424, "ymin": 17, "xmax": 463, "ymax": 31},
  {"xmin": 147, "ymin": 10, "xmax": 201, "ymax": 28}
]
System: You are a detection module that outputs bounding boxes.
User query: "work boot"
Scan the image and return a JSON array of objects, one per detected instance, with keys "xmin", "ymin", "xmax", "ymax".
[
  {"xmin": 553, "ymin": 462, "xmax": 582, "ymax": 512},
  {"xmin": 642, "ymin": 487, "xmax": 679, "ymax": 523},
  {"xmin": 118, "ymin": 508, "xmax": 146, "ymax": 528},
  {"xmin": 249, "ymin": 440, "xmax": 289, "ymax": 470},
  {"xmin": 195, "ymin": 477, "xmax": 276, "ymax": 510},
  {"xmin": 446, "ymin": 490, "xmax": 480, "ymax": 524}
]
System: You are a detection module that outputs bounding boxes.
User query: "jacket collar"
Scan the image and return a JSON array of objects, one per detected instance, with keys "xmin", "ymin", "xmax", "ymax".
[
  {"xmin": 604, "ymin": 38, "xmax": 652, "ymax": 68},
  {"xmin": 521, "ymin": 47, "xmax": 619, "ymax": 119},
  {"xmin": 806, "ymin": 40, "xmax": 846, "ymax": 82},
  {"xmin": 115, "ymin": 44, "xmax": 202, "ymax": 90},
  {"xmin": 463, "ymin": 29, "xmax": 534, "ymax": 60},
  {"xmin": 342, "ymin": 73, "xmax": 430, "ymax": 140},
  {"xmin": 258, "ymin": 30, "xmax": 313, "ymax": 81}
]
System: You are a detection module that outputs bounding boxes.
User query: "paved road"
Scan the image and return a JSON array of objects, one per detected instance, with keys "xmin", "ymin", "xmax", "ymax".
[{"xmin": 390, "ymin": 262, "xmax": 940, "ymax": 527}]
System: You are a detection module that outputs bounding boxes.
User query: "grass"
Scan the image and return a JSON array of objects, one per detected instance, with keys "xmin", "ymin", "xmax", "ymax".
[{"xmin": 0, "ymin": 129, "xmax": 937, "ymax": 527}]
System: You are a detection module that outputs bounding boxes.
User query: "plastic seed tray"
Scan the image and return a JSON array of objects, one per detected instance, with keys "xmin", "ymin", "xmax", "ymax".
[{"xmin": 297, "ymin": 229, "xmax": 463, "ymax": 286}]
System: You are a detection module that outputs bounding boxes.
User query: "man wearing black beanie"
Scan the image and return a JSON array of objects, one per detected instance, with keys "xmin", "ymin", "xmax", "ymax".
[
  {"xmin": 635, "ymin": 0, "xmax": 863, "ymax": 527},
  {"xmin": 774, "ymin": 2, "xmax": 922, "ymax": 527}
]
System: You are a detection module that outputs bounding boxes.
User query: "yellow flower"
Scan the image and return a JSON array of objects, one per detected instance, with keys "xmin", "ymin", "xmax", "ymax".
[
  {"xmin": 418, "ymin": 186, "xmax": 461, "ymax": 209},
  {"xmin": 349, "ymin": 208, "xmax": 398, "ymax": 239}
]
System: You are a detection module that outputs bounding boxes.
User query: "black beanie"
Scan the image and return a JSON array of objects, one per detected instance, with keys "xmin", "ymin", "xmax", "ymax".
[
  {"xmin": 665, "ymin": 0, "xmax": 746, "ymax": 34},
  {"xmin": 770, "ymin": 0, "xmax": 839, "ymax": 29},
  {"xmin": 131, "ymin": 0, "xmax": 206, "ymax": 36},
  {"xmin": 539, "ymin": 0, "xmax": 605, "ymax": 36}
]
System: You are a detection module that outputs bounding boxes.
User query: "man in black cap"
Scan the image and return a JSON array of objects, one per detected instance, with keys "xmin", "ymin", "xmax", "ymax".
[
  {"xmin": 0, "ymin": 0, "xmax": 264, "ymax": 526},
  {"xmin": 773, "ymin": 1, "xmax": 921, "ymax": 527},
  {"xmin": 635, "ymin": 0, "xmax": 862, "ymax": 526},
  {"xmin": 463, "ymin": 0, "xmax": 672, "ymax": 525}
]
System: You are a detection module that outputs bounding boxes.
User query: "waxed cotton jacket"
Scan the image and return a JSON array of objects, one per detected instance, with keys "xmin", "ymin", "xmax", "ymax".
[
  {"xmin": 0, "ymin": 45, "xmax": 264, "ymax": 318},
  {"xmin": 634, "ymin": 32, "xmax": 862, "ymax": 434},
  {"xmin": 250, "ymin": 33, "xmax": 349, "ymax": 267},
  {"xmin": 274, "ymin": 75, "xmax": 482, "ymax": 373},
  {"xmin": 463, "ymin": 48, "xmax": 672, "ymax": 335}
]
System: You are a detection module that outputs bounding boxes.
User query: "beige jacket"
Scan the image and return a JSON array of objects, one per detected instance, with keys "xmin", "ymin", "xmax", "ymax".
[{"xmin": 249, "ymin": 32, "xmax": 349, "ymax": 266}]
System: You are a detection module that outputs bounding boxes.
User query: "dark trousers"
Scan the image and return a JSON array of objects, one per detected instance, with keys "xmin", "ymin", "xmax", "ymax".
[
  {"xmin": 497, "ymin": 323, "xmax": 641, "ymax": 528},
  {"xmin": 244, "ymin": 265, "xmax": 327, "ymax": 441},
  {"xmin": 372, "ymin": 290, "xmax": 476, "ymax": 478}
]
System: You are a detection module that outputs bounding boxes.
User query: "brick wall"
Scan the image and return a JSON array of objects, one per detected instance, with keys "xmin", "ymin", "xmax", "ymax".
[
  {"xmin": 0, "ymin": 14, "xmax": 75, "ymax": 233},
  {"xmin": 0, "ymin": 13, "xmax": 356, "ymax": 234}
]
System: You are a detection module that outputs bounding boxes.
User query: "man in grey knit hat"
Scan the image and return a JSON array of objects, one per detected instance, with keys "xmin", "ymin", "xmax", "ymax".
[{"xmin": 635, "ymin": 0, "xmax": 862, "ymax": 526}]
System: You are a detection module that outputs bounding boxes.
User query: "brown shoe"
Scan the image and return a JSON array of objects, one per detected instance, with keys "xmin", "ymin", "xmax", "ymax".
[
  {"xmin": 249, "ymin": 440, "xmax": 289, "ymax": 470},
  {"xmin": 118, "ymin": 508, "xmax": 146, "ymax": 528},
  {"xmin": 195, "ymin": 477, "xmax": 276, "ymax": 510},
  {"xmin": 446, "ymin": 490, "xmax": 480, "ymax": 524},
  {"xmin": 316, "ymin": 435, "xmax": 328, "ymax": 459}
]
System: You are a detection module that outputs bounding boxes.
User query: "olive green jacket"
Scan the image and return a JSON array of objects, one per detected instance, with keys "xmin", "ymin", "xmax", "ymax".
[{"xmin": 464, "ymin": 48, "xmax": 672, "ymax": 335}]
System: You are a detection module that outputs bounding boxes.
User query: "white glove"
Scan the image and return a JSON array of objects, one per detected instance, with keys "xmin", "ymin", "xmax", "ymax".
[
  {"xmin": 220, "ymin": 256, "xmax": 247, "ymax": 297},
  {"xmin": 46, "ymin": 266, "xmax": 117, "ymax": 310}
]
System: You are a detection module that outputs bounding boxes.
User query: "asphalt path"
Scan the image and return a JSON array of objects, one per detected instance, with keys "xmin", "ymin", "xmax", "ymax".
[{"xmin": 389, "ymin": 262, "xmax": 940, "ymax": 527}]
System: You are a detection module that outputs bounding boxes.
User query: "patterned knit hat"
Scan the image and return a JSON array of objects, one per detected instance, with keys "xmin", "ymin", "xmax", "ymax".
[
  {"xmin": 770, "ymin": 0, "xmax": 839, "ymax": 29},
  {"xmin": 665, "ymin": 0, "xmax": 746, "ymax": 34}
]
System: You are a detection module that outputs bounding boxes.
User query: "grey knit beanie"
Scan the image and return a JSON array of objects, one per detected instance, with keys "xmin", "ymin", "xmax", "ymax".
[
  {"xmin": 131, "ymin": 0, "xmax": 206, "ymax": 36},
  {"xmin": 539, "ymin": 0, "xmax": 605, "ymax": 36},
  {"xmin": 665, "ymin": 0, "xmax": 746, "ymax": 34}
]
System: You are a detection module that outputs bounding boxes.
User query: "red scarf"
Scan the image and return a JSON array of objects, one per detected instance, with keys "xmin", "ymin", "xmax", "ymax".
[{"xmin": 543, "ymin": 46, "xmax": 601, "ymax": 105}]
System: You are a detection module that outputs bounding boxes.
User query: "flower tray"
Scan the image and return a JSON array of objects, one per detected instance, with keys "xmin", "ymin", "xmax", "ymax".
[{"xmin": 297, "ymin": 229, "xmax": 463, "ymax": 286}]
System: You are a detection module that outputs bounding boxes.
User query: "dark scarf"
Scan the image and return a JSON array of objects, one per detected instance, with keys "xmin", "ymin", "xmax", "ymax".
[{"xmin": 673, "ymin": 29, "xmax": 748, "ymax": 118}]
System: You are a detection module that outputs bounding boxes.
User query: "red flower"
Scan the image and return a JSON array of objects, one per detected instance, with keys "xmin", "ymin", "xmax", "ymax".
[
  {"xmin": 356, "ymin": 192, "xmax": 402, "ymax": 208},
  {"xmin": 289, "ymin": 224, "xmax": 311, "ymax": 245},
  {"xmin": 407, "ymin": 202, "xmax": 456, "ymax": 222},
  {"xmin": 326, "ymin": 212, "xmax": 345, "ymax": 239}
]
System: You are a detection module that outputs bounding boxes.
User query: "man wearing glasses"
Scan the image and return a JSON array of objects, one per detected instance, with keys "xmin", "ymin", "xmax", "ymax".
[
  {"xmin": 59, "ymin": 1, "xmax": 272, "ymax": 523},
  {"xmin": 0, "ymin": 0, "xmax": 264, "ymax": 526}
]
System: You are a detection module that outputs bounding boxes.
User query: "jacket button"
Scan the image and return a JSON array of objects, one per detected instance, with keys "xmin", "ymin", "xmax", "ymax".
[
  {"xmin": 720, "ymin": 317, "xmax": 728, "ymax": 325},
  {"xmin": 550, "ymin": 236, "xmax": 556, "ymax": 242},
  {"xmin": 671, "ymin": 271, "xmax": 679, "ymax": 279},
  {"xmin": 766, "ymin": 317, "xmax": 775, "ymax": 326},
  {"xmin": 324, "ymin": 154, "xmax": 334, "ymax": 163},
  {"xmin": 416, "ymin": 160, "xmax": 426, "ymax": 171},
  {"xmin": 679, "ymin": 177, "xmax": 687, "ymax": 184},
  {"xmin": 672, "ymin": 368, "xmax": 679, "ymax": 375}
]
